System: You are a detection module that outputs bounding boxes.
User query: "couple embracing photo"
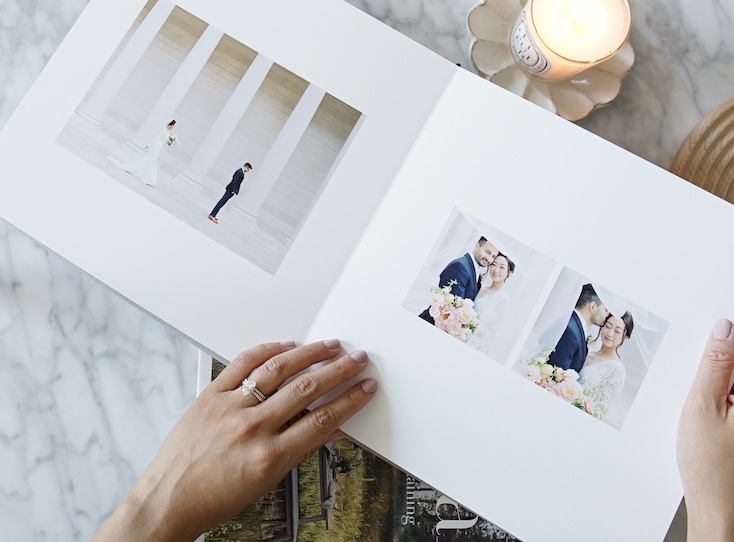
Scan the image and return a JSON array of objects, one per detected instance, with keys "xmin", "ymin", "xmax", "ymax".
[
  {"xmin": 517, "ymin": 268, "xmax": 668, "ymax": 429},
  {"xmin": 403, "ymin": 209, "xmax": 667, "ymax": 429},
  {"xmin": 545, "ymin": 284, "xmax": 634, "ymax": 420},
  {"xmin": 403, "ymin": 209, "xmax": 556, "ymax": 364},
  {"xmin": 418, "ymin": 235, "xmax": 516, "ymax": 354}
]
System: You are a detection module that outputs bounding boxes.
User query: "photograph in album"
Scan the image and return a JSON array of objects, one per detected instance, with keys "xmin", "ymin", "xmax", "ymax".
[
  {"xmin": 56, "ymin": 0, "xmax": 363, "ymax": 275},
  {"xmin": 403, "ymin": 208, "xmax": 556, "ymax": 363},
  {"xmin": 514, "ymin": 267, "xmax": 669, "ymax": 429}
]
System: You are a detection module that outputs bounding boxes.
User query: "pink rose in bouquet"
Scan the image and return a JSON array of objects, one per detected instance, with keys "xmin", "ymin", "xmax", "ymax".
[
  {"xmin": 428, "ymin": 280, "xmax": 479, "ymax": 342},
  {"xmin": 520, "ymin": 348, "xmax": 606, "ymax": 419}
]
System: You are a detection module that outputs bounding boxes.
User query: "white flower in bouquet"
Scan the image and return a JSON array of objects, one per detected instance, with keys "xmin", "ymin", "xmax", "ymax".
[
  {"xmin": 458, "ymin": 327, "xmax": 473, "ymax": 342},
  {"xmin": 443, "ymin": 292, "xmax": 455, "ymax": 305},
  {"xmin": 522, "ymin": 364, "xmax": 541, "ymax": 383},
  {"xmin": 431, "ymin": 292, "xmax": 445, "ymax": 306},
  {"xmin": 429, "ymin": 283, "xmax": 453, "ymax": 309},
  {"xmin": 539, "ymin": 363, "xmax": 555, "ymax": 378},
  {"xmin": 456, "ymin": 305, "xmax": 478, "ymax": 325},
  {"xmin": 564, "ymin": 369, "xmax": 580, "ymax": 382},
  {"xmin": 558, "ymin": 379, "xmax": 584, "ymax": 402}
]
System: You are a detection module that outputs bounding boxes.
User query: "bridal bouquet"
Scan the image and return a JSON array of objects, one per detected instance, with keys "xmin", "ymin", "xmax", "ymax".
[
  {"xmin": 167, "ymin": 134, "xmax": 180, "ymax": 146},
  {"xmin": 428, "ymin": 280, "xmax": 480, "ymax": 342},
  {"xmin": 520, "ymin": 349, "xmax": 606, "ymax": 419}
]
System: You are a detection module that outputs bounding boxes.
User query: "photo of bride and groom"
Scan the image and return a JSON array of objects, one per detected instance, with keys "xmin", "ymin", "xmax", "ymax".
[
  {"xmin": 516, "ymin": 268, "xmax": 668, "ymax": 429},
  {"xmin": 105, "ymin": 116, "xmax": 254, "ymax": 223},
  {"xmin": 55, "ymin": 0, "xmax": 363, "ymax": 275},
  {"xmin": 403, "ymin": 208, "xmax": 556, "ymax": 363},
  {"xmin": 417, "ymin": 236, "xmax": 514, "ymax": 352},
  {"xmin": 404, "ymin": 208, "xmax": 669, "ymax": 429}
]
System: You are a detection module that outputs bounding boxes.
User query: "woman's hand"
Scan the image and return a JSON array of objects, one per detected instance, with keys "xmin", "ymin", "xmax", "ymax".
[
  {"xmin": 93, "ymin": 339, "xmax": 377, "ymax": 541},
  {"xmin": 678, "ymin": 319, "xmax": 734, "ymax": 542}
]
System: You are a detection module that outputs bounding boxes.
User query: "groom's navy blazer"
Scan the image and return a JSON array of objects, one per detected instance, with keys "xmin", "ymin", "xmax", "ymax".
[
  {"xmin": 548, "ymin": 312, "xmax": 588, "ymax": 372},
  {"xmin": 419, "ymin": 253, "xmax": 480, "ymax": 324},
  {"xmin": 225, "ymin": 168, "xmax": 245, "ymax": 194}
]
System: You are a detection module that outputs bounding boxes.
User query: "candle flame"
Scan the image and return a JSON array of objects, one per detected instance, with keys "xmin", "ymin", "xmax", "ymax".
[{"xmin": 569, "ymin": 5, "xmax": 586, "ymax": 24}]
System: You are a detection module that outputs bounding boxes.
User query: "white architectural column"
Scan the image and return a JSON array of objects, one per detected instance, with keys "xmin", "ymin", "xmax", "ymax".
[
  {"xmin": 129, "ymin": 25, "xmax": 224, "ymax": 150},
  {"xmin": 77, "ymin": 0, "xmax": 175, "ymax": 126},
  {"xmin": 294, "ymin": 113, "xmax": 365, "ymax": 233},
  {"xmin": 237, "ymin": 84, "xmax": 326, "ymax": 220},
  {"xmin": 175, "ymin": 54, "xmax": 274, "ymax": 191}
]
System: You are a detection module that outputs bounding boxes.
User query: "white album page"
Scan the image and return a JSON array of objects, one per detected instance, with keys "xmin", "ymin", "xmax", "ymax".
[
  {"xmin": 0, "ymin": 0, "xmax": 455, "ymax": 360},
  {"xmin": 306, "ymin": 68, "xmax": 734, "ymax": 542}
]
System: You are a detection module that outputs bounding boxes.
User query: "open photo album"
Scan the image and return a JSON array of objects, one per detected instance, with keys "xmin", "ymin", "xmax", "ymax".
[{"xmin": 1, "ymin": 0, "xmax": 733, "ymax": 540}]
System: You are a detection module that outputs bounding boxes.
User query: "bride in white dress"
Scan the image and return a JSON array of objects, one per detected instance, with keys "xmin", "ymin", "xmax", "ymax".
[
  {"xmin": 108, "ymin": 119, "xmax": 177, "ymax": 186},
  {"xmin": 467, "ymin": 253, "xmax": 515, "ymax": 355},
  {"xmin": 579, "ymin": 311, "xmax": 634, "ymax": 419}
]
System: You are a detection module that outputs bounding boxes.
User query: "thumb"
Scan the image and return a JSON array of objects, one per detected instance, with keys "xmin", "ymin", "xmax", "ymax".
[{"xmin": 690, "ymin": 319, "xmax": 734, "ymax": 410}]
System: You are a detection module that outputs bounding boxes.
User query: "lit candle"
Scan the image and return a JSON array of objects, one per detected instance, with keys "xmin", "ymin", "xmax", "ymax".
[{"xmin": 510, "ymin": 0, "xmax": 631, "ymax": 82}]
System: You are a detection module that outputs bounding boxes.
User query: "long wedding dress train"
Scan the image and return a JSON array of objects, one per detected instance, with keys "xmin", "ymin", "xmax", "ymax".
[{"xmin": 107, "ymin": 129, "xmax": 169, "ymax": 186}]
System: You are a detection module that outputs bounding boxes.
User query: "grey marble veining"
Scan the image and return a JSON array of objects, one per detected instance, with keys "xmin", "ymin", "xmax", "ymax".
[
  {"xmin": 346, "ymin": 0, "xmax": 477, "ymax": 70},
  {"xmin": 577, "ymin": 0, "xmax": 734, "ymax": 167},
  {"xmin": 0, "ymin": 0, "xmax": 87, "ymax": 125},
  {"xmin": 1, "ymin": 0, "xmax": 731, "ymax": 539},
  {"xmin": 0, "ymin": 219, "xmax": 198, "ymax": 540},
  {"xmin": 346, "ymin": 0, "xmax": 734, "ymax": 169},
  {"xmin": 1, "ymin": 1, "xmax": 198, "ymax": 539}
]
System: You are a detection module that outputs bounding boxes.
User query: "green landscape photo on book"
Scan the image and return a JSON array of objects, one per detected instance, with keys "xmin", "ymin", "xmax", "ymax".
[{"xmin": 205, "ymin": 363, "xmax": 519, "ymax": 542}]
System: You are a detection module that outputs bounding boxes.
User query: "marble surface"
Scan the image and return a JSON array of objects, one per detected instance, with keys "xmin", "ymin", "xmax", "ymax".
[
  {"xmin": 350, "ymin": 0, "xmax": 734, "ymax": 170},
  {"xmin": 1, "ymin": 0, "xmax": 732, "ymax": 539}
]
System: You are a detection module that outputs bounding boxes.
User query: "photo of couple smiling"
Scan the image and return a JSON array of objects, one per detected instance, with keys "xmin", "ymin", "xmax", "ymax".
[
  {"xmin": 516, "ymin": 268, "xmax": 668, "ymax": 429},
  {"xmin": 403, "ymin": 208, "xmax": 556, "ymax": 365},
  {"xmin": 403, "ymin": 208, "xmax": 668, "ymax": 429},
  {"xmin": 417, "ymin": 235, "xmax": 512, "ymax": 352}
]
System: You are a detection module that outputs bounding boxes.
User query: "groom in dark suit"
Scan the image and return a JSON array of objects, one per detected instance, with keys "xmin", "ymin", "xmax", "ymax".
[
  {"xmin": 208, "ymin": 162, "xmax": 252, "ymax": 224},
  {"xmin": 419, "ymin": 236, "xmax": 498, "ymax": 325},
  {"xmin": 548, "ymin": 283, "xmax": 610, "ymax": 372}
]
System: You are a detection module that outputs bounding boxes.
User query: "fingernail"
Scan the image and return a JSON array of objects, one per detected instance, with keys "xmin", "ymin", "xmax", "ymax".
[
  {"xmin": 360, "ymin": 378, "xmax": 377, "ymax": 394},
  {"xmin": 323, "ymin": 339, "xmax": 341, "ymax": 349},
  {"xmin": 712, "ymin": 319, "xmax": 733, "ymax": 340},
  {"xmin": 350, "ymin": 350, "xmax": 368, "ymax": 364},
  {"xmin": 280, "ymin": 340, "xmax": 296, "ymax": 348}
]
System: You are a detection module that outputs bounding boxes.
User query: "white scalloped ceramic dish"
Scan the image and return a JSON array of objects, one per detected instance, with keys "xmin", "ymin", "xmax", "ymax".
[{"xmin": 468, "ymin": 0, "xmax": 635, "ymax": 121}]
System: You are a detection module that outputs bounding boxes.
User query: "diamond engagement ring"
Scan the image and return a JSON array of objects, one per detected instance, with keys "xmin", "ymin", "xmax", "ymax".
[{"xmin": 241, "ymin": 378, "xmax": 267, "ymax": 403}]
